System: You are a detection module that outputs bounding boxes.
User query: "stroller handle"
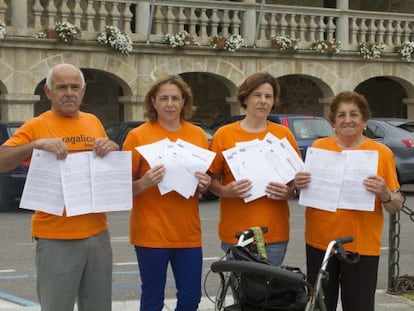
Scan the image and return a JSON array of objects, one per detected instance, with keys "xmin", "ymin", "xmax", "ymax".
[{"xmin": 211, "ymin": 260, "xmax": 309, "ymax": 288}]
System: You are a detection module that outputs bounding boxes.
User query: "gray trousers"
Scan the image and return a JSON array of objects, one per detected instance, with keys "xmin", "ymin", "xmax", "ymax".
[{"xmin": 35, "ymin": 230, "xmax": 113, "ymax": 311}]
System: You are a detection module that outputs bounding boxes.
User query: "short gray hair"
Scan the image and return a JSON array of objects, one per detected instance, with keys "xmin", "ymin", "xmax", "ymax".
[{"xmin": 45, "ymin": 64, "xmax": 86, "ymax": 89}]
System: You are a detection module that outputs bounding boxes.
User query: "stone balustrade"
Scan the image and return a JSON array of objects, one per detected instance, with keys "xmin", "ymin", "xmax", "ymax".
[{"xmin": 0, "ymin": 0, "xmax": 414, "ymax": 52}]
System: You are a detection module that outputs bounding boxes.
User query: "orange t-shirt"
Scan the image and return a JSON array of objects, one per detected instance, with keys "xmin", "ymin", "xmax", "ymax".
[
  {"xmin": 305, "ymin": 136, "xmax": 400, "ymax": 256},
  {"xmin": 4, "ymin": 110, "xmax": 108, "ymax": 239},
  {"xmin": 122, "ymin": 121, "xmax": 209, "ymax": 248},
  {"xmin": 208, "ymin": 120, "xmax": 301, "ymax": 244}
]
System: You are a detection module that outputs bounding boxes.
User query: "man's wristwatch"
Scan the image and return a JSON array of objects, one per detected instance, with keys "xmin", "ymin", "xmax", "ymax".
[{"xmin": 381, "ymin": 190, "xmax": 399, "ymax": 203}]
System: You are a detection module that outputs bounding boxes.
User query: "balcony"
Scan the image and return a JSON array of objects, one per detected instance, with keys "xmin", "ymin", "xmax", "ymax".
[
  {"xmin": 1, "ymin": 1, "xmax": 414, "ymax": 124},
  {"xmin": 1, "ymin": 0, "xmax": 413, "ymax": 55}
]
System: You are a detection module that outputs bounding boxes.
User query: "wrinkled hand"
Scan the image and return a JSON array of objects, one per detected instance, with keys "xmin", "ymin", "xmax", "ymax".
[
  {"xmin": 294, "ymin": 171, "xmax": 311, "ymax": 190},
  {"xmin": 93, "ymin": 138, "xmax": 119, "ymax": 157},
  {"xmin": 33, "ymin": 138, "xmax": 68, "ymax": 160},
  {"xmin": 195, "ymin": 171, "xmax": 211, "ymax": 193},
  {"xmin": 363, "ymin": 175, "xmax": 388, "ymax": 199}
]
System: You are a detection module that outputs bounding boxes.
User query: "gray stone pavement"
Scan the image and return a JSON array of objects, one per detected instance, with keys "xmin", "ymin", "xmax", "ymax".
[{"xmin": 1, "ymin": 290, "xmax": 414, "ymax": 310}]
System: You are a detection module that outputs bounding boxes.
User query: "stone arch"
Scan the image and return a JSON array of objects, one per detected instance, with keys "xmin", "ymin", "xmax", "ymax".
[
  {"xmin": 355, "ymin": 76, "xmax": 411, "ymax": 118},
  {"xmin": 261, "ymin": 61, "xmax": 337, "ymax": 99},
  {"xmin": 30, "ymin": 55, "xmax": 135, "ymax": 125},
  {"xmin": 0, "ymin": 61, "xmax": 13, "ymax": 95},
  {"xmin": 29, "ymin": 54, "xmax": 135, "ymax": 97},
  {"xmin": 180, "ymin": 72, "xmax": 237, "ymax": 125},
  {"xmin": 150, "ymin": 56, "xmax": 245, "ymax": 90},
  {"xmin": 348, "ymin": 63, "xmax": 414, "ymax": 97},
  {"xmin": 277, "ymin": 74, "xmax": 334, "ymax": 116}
]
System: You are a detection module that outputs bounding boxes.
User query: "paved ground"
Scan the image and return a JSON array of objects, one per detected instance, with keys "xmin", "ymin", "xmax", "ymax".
[{"xmin": 2, "ymin": 289, "xmax": 414, "ymax": 310}]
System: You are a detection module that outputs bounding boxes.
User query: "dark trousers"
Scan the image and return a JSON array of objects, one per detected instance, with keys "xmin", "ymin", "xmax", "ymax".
[
  {"xmin": 306, "ymin": 244, "xmax": 379, "ymax": 311},
  {"xmin": 135, "ymin": 246, "xmax": 202, "ymax": 311}
]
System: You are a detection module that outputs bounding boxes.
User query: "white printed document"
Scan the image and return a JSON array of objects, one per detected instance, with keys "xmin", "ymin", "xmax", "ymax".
[
  {"xmin": 20, "ymin": 149, "xmax": 65, "ymax": 216},
  {"xmin": 298, "ymin": 147, "xmax": 346, "ymax": 212},
  {"xmin": 20, "ymin": 149, "xmax": 132, "ymax": 216},
  {"xmin": 135, "ymin": 139, "xmax": 216, "ymax": 198},
  {"xmin": 298, "ymin": 147, "xmax": 378, "ymax": 212},
  {"xmin": 222, "ymin": 134, "xmax": 304, "ymax": 203}
]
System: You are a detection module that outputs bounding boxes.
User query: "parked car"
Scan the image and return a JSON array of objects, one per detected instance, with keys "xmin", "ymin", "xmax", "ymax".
[
  {"xmin": 209, "ymin": 114, "xmax": 334, "ymax": 160},
  {"xmin": 364, "ymin": 118, "xmax": 414, "ymax": 185},
  {"xmin": 0, "ymin": 122, "xmax": 28, "ymax": 211},
  {"xmin": 105, "ymin": 121, "xmax": 145, "ymax": 147},
  {"xmin": 104, "ymin": 120, "xmax": 217, "ymax": 200}
]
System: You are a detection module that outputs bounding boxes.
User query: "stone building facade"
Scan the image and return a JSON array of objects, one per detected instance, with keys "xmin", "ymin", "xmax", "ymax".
[{"xmin": 1, "ymin": 0, "xmax": 414, "ymax": 126}]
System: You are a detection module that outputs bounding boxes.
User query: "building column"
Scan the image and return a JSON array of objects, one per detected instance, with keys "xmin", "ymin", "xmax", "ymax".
[
  {"xmin": 135, "ymin": 0, "xmax": 152, "ymax": 42},
  {"xmin": 241, "ymin": 0, "xmax": 256, "ymax": 46},
  {"xmin": 0, "ymin": 94, "xmax": 39, "ymax": 121},
  {"xmin": 336, "ymin": 0, "xmax": 349, "ymax": 50},
  {"xmin": 318, "ymin": 97, "xmax": 332, "ymax": 119},
  {"xmin": 120, "ymin": 96, "xmax": 145, "ymax": 121},
  {"xmin": 11, "ymin": 0, "xmax": 28, "ymax": 36},
  {"xmin": 225, "ymin": 96, "xmax": 242, "ymax": 115},
  {"xmin": 403, "ymin": 98, "xmax": 414, "ymax": 119}
]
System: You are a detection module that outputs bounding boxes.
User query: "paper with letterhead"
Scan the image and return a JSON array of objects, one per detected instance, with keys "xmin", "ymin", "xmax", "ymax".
[
  {"xmin": 136, "ymin": 138, "xmax": 216, "ymax": 198},
  {"xmin": 337, "ymin": 150, "xmax": 378, "ymax": 211},
  {"xmin": 261, "ymin": 133, "xmax": 304, "ymax": 184},
  {"xmin": 235, "ymin": 139, "xmax": 275, "ymax": 202},
  {"xmin": 222, "ymin": 135, "xmax": 304, "ymax": 203},
  {"xmin": 19, "ymin": 149, "xmax": 65, "ymax": 216},
  {"xmin": 298, "ymin": 147, "xmax": 346, "ymax": 212},
  {"xmin": 162, "ymin": 139, "xmax": 217, "ymax": 198},
  {"xmin": 135, "ymin": 138, "xmax": 172, "ymax": 195},
  {"xmin": 20, "ymin": 149, "xmax": 132, "ymax": 216}
]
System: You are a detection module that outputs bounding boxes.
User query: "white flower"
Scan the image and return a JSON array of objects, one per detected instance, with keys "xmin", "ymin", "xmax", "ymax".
[
  {"xmin": 33, "ymin": 30, "xmax": 47, "ymax": 39},
  {"xmin": 164, "ymin": 31, "xmax": 198, "ymax": 48},
  {"xmin": 0, "ymin": 20, "xmax": 6, "ymax": 40},
  {"xmin": 97, "ymin": 25, "xmax": 133, "ymax": 55},
  {"xmin": 359, "ymin": 42, "xmax": 385, "ymax": 60},
  {"xmin": 54, "ymin": 21, "xmax": 82, "ymax": 43},
  {"xmin": 271, "ymin": 35, "xmax": 299, "ymax": 51},
  {"xmin": 310, "ymin": 39, "xmax": 341, "ymax": 54},
  {"xmin": 397, "ymin": 41, "xmax": 414, "ymax": 61},
  {"xmin": 224, "ymin": 34, "xmax": 245, "ymax": 52}
]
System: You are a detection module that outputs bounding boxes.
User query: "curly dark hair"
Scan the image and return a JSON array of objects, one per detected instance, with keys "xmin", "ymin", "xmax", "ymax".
[{"xmin": 329, "ymin": 91, "xmax": 371, "ymax": 124}]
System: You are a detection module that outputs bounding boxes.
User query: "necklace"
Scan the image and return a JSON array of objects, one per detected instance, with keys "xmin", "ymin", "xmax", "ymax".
[{"xmin": 335, "ymin": 136, "xmax": 366, "ymax": 149}]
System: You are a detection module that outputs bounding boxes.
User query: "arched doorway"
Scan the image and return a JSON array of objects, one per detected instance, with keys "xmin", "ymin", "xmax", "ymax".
[
  {"xmin": 355, "ymin": 77, "xmax": 407, "ymax": 118},
  {"xmin": 180, "ymin": 72, "xmax": 235, "ymax": 126},
  {"xmin": 34, "ymin": 69, "xmax": 130, "ymax": 125},
  {"xmin": 277, "ymin": 74, "xmax": 331, "ymax": 116}
]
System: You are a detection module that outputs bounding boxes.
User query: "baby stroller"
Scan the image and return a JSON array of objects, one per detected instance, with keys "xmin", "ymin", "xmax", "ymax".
[{"xmin": 209, "ymin": 227, "xmax": 359, "ymax": 311}]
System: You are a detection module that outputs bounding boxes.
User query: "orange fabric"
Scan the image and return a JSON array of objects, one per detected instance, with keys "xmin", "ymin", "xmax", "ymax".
[
  {"xmin": 208, "ymin": 120, "xmax": 301, "ymax": 244},
  {"xmin": 305, "ymin": 136, "xmax": 400, "ymax": 256},
  {"xmin": 4, "ymin": 110, "xmax": 108, "ymax": 239},
  {"xmin": 123, "ymin": 121, "xmax": 209, "ymax": 248}
]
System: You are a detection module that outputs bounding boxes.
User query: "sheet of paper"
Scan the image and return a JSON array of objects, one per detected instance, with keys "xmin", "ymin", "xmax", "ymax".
[
  {"xmin": 261, "ymin": 133, "xmax": 304, "ymax": 184},
  {"xmin": 60, "ymin": 152, "xmax": 93, "ymax": 216},
  {"xmin": 338, "ymin": 150, "xmax": 378, "ymax": 211},
  {"xmin": 298, "ymin": 147, "xmax": 346, "ymax": 212},
  {"xmin": 90, "ymin": 151, "xmax": 132, "ymax": 213},
  {"xmin": 236, "ymin": 143, "xmax": 275, "ymax": 202},
  {"xmin": 162, "ymin": 139, "xmax": 216, "ymax": 198},
  {"xmin": 136, "ymin": 138, "xmax": 172, "ymax": 195},
  {"xmin": 19, "ymin": 149, "xmax": 65, "ymax": 216}
]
